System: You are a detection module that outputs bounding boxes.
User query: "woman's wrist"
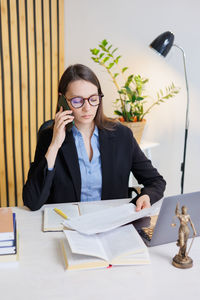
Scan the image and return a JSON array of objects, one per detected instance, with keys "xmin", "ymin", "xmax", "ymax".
[{"xmin": 45, "ymin": 143, "xmax": 59, "ymax": 169}]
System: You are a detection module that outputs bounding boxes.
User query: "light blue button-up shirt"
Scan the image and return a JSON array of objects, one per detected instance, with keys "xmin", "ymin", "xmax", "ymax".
[{"xmin": 72, "ymin": 125, "xmax": 102, "ymax": 202}]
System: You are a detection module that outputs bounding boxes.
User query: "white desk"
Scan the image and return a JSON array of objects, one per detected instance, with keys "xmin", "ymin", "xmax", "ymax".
[{"xmin": 0, "ymin": 204, "xmax": 200, "ymax": 300}]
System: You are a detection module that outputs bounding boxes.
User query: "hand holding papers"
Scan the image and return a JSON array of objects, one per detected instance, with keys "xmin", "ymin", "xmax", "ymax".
[{"xmin": 63, "ymin": 200, "xmax": 162, "ymax": 235}]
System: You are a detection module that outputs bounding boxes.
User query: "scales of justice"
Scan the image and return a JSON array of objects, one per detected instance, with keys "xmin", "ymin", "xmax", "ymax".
[{"xmin": 171, "ymin": 203, "xmax": 197, "ymax": 269}]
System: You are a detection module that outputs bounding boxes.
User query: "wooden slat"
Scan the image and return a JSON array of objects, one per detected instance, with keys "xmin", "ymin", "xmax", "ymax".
[
  {"xmin": 18, "ymin": 0, "xmax": 30, "ymax": 185},
  {"xmin": 43, "ymin": 0, "xmax": 51, "ymax": 121},
  {"xmin": 35, "ymin": 0, "xmax": 44, "ymax": 130},
  {"xmin": 58, "ymin": 0, "xmax": 64, "ymax": 80},
  {"xmin": 0, "ymin": 41, "xmax": 7, "ymax": 207},
  {"xmin": 1, "ymin": 0, "xmax": 15, "ymax": 206},
  {"xmin": 27, "ymin": 0, "xmax": 36, "ymax": 163},
  {"xmin": 51, "ymin": 0, "xmax": 58, "ymax": 115},
  {"xmin": 10, "ymin": 0, "xmax": 23, "ymax": 206}
]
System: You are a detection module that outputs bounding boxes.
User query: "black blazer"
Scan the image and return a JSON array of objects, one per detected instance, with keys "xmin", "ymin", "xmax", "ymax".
[{"xmin": 23, "ymin": 123, "xmax": 166, "ymax": 210}]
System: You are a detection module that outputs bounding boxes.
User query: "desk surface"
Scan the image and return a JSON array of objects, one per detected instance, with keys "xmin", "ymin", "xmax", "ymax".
[{"xmin": 0, "ymin": 203, "xmax": 200, "ymax": 300}]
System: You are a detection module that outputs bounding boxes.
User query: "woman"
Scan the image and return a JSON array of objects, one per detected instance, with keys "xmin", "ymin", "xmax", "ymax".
[{"xmin": 23, "ymin": 64, "xmax": 166, "ymax": 211}]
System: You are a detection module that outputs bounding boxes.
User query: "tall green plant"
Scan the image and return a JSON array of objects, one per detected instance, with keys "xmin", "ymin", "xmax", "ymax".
[{"xmin": 90, "ymin": 39, "xmax": 179, "ymax": 122}]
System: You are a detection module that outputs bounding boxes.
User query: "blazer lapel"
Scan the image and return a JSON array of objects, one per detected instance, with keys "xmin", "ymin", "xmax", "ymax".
[
  {"xmin": 60, "ymin": 131, "xmax": 81, "ymax": 202},
  {"xmin": 99, "ymin": 128, "xmax": 116, "ymax": 199}
]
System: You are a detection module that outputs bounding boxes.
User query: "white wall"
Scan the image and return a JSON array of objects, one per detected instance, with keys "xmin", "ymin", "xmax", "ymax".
[{"xmin": 64, "ymin": 0, "xmax": 200, "ymax": 196}]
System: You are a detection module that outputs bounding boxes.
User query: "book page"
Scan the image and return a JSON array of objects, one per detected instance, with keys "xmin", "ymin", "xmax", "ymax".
[
  {"xmin": 63, "ymin": 230, "xmax": 108, "ymax": 261},
  {"xmin": 99, "ymin": 225, "xmax": 147, "ymax": 262},
  {"xmin": 63, "ymin": 200, "xmax": 162, "ymax": 235},
  {"xmin": 111, "ymin": 251, "xmax": 150, "ymax": 265},
  {"xmin": 61, "ymin": 239, "xmax": 108, "ymax": 270},
  {"xmin": 43, "ymin": 204, "xmax": 79, "ymax": 231}
]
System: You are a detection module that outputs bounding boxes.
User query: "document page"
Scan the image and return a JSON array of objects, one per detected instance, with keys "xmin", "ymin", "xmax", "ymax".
[
  {"xmin": 63, "ymin": 200, "xmax": 162, "ymax": 235},
  {"xmin": 78, "ymin": 198, "xmax": 132, "ymax": 215}
]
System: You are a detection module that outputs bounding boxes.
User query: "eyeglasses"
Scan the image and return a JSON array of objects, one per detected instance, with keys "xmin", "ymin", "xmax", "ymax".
[{"xmin": 64, "ymin": 93, "xmax": 104, "ymax": 109}]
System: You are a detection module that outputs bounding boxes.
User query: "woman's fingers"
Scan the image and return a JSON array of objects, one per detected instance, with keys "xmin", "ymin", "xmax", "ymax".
[
  {"xmin": 55, "ymin": 110, "xmax": 74, "ymax": 128},
  {"xmin": 55, "ymin": 114, "xmax": 74, "ymax": 129},
  {"xmin": 135, "ymin": 195, "xmax": 151, "ymax": 211}
]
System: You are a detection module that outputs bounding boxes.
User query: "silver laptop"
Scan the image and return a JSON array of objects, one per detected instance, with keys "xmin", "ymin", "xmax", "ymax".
[{"xmin": 133, "ymin": 191, "xmax": 200, "ymax": 247}]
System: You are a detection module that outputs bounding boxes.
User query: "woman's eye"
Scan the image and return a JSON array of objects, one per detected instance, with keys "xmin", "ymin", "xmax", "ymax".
[
  {"xmin": 72, "ymin": 97, "xmax": 83, "ymax": 103},
  {"xmin": 89, "ymin": 96, "xmax": 98, "ymax": 102}
]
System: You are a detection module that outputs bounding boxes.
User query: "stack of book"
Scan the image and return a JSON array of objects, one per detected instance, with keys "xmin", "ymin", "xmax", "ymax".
[{"xmin": 0, "ymin": 207, "xmax": 18, "ymax": 262}]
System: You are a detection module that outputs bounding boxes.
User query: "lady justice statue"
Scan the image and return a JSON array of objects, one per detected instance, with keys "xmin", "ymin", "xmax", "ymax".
[{"xmin": 172, "ymin": 203, "xmax": 197, "ymax": 269}]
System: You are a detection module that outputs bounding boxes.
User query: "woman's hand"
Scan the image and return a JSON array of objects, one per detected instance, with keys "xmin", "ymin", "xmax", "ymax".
[
  {"xmin": 51, "ymin": 106, "xmax": 74, "ymax": 150},
  {"xmin": 45, "ymin": 107, "xmax": 74, "ymax": 169},
  {"xmin": 135, "ymin": 194, "xmax": 151, "ymax": 211}
]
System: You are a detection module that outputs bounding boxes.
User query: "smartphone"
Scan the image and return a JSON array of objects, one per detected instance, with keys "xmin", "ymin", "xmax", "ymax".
[{"xmin": 58, "ymin": 94, "xmax": 74, "ymax": 131}]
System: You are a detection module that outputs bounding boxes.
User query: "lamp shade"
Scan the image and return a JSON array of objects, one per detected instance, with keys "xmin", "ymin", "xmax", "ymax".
[{"xmin": 149, "ymin": 31, "xmax": 174, "ymax": 57}]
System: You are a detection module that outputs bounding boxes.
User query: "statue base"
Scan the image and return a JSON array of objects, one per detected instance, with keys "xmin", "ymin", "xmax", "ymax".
[{"xmin": 172, "ymin": 254, "xmax": 193, "ymax": 269}]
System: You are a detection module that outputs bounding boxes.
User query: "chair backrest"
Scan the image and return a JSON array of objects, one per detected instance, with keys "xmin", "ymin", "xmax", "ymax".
[{"xmin": 37, "ymin": 120, "xmax": 54, "ymax": 140}]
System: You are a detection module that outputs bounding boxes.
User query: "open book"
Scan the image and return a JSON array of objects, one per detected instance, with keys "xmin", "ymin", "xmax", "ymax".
[
  {"xmin": 43, "ymin": 199, "xmax": 132, "ymax": 231},
  {"xmin": 61, "ymin": 224, "xmax": 150, "ymax": 270}
]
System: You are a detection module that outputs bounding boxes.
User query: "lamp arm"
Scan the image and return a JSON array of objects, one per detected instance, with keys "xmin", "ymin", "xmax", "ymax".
[
  {"xmin": 173, "ymin": 44, "xmax": 190, "ymax": 194},
  {"xmin": 173, "ymin": 44, "xmax": 190, "ymax": 130}
]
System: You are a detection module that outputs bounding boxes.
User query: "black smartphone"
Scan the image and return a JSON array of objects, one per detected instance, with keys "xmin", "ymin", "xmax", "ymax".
[{"xmin": 58, "ymin": 94, "xmax": 74, "ymax": 131}]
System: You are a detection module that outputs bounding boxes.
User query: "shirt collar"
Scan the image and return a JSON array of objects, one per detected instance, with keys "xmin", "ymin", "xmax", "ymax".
[{"xmin": 72, "ymin": 125, "xmax": 99, "ymax": 137}]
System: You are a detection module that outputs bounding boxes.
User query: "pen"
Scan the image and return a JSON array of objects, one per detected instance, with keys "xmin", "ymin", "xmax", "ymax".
[{"xmin": 54, "ymin": 208, "xmax": 68, "ymax": 219}]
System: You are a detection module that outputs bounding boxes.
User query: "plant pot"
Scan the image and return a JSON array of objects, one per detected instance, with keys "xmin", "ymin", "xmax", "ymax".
[{"xmin": 122, "ymin": 119, "xmax": 146, "ymax": 144}]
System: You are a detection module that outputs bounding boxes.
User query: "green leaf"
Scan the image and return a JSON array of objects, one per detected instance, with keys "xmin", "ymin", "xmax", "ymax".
[
  {"xmin": 90, "ymin": 48, "xmax": 100, "ymax": 55},
  {"xmin": 114, "ymin": 110, "xmax": 123, "ymax": 116},
  {"xmin": 107, "ymin": 62, "xmax": 114, "ymax": 69},
  {"xmin": 91, "ymin": 57, "xmax": 99, "ymax": 63},
  {"xmin": 114, "ymin": 55, "xmax": 121, "ymax": 64},
  {"xmin": 131, "ymin": 94, "xmax": 136, "ymax": 102},
  {"xmin": 114, "ymin": 73, "xmax": 119, "ymax": 78},
  {"xmin": 99, "ymin": 45, "xmax": 108, "ymax": 52},
  {"xmin": 108, "ymin": 45, "xmax": 112, "ymax": 51},
  {"xmin": 99, "ymin": 53, "xmax": 105, "ymax": 59},
  {"xmin": 112, "ymin": 48, "xmax": 118, "ymax": 54},
  {"xmin": 101, "ymin": 39, "xmax": 108, "ymax": 47},
  {"xmin": 103, "ymin": 56, "xmax": 110, "ymax": 63},
  {"xmin": 122, "ymin": 67, "xmax": 128, "ymax": 73}
]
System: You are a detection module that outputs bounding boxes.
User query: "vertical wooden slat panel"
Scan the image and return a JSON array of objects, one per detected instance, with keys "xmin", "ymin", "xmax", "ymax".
[
  {"xmin": 58, "ymin": 0, "xmax": 64, "ymax": 80},
  {"xmin": 35, "ymin": 0, "xmax": 44, "ymax": 130},
  {"xmin": 10, "ymin": 0, "xmax": 23, "ymax": 206},
  {"xmin": 27, "ymin": 0, "xmax": 36, "ymax": 162},
  {"xmin": 51, "ymin": 0, "xmax": 58, "ymax": 114},
  {"xmin": 43, "ymin": 0, "xmax": 51, "ymax": 121},
  {"xmin": 0, "ymin": 44, "xmax": 7, "ymax": 207},
  {"xmin": 1, "ymin": 0, "xmax": 15, "ymax": 206},
  {"xmin": 0, "ymin": 0, "xmax": 64, "ymax": 206}
]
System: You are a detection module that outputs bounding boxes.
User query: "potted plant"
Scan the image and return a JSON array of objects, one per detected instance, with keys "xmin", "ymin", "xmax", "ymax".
[{"xmin": 90, "ymin": 39, "xmax": 179, "ymax": 143}]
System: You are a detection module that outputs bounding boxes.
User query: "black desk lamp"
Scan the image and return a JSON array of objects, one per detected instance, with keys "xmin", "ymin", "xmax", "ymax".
[{"xmin": 149, "ymin": 31, "xmax": 190, "ymax": 194}]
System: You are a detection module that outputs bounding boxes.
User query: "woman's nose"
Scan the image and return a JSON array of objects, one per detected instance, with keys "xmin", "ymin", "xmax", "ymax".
[{"xmin": 82, "ymin": 99, "xmax": 91, "ymax": 110}]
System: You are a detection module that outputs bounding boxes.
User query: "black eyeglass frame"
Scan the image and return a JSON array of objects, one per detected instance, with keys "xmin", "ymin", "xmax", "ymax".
[{"xmin": 63, "ymin": 93, "xmax": 104, "ymax": 109}]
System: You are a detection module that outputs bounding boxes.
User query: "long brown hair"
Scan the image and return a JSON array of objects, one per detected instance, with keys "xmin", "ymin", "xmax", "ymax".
[{"xmin": 57, "ymin": 64, "xmax": 116, "ymax": 130}]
